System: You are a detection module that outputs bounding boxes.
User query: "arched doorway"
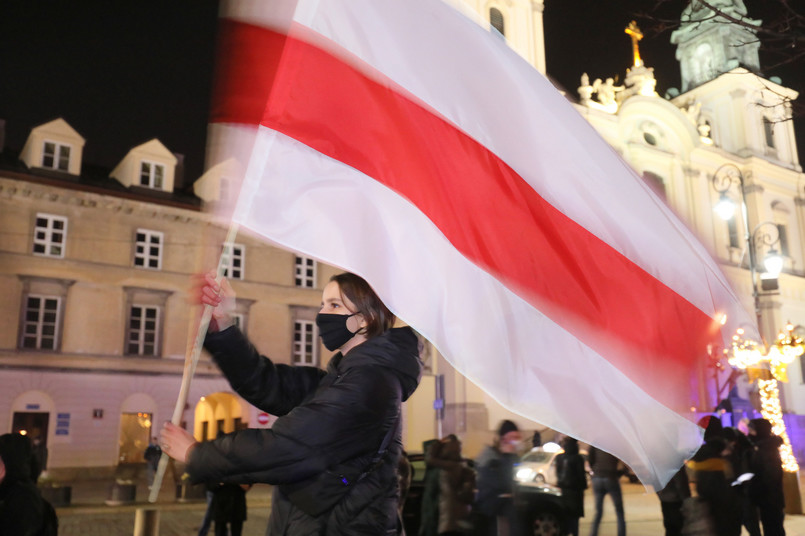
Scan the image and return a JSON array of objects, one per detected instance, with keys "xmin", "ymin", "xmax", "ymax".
[
  {"xmin": 193, "ymin": 392, "xmax": 248, "ymax": 441},
  {"xmin": 118, "ymin": 393, "xmax": 157, "ymax": 464}
]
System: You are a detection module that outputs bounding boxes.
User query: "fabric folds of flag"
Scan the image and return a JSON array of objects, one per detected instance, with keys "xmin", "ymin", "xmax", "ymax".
[{"xmin": 206, "ymin": 0, "xmax": 755, "ymax": 489}]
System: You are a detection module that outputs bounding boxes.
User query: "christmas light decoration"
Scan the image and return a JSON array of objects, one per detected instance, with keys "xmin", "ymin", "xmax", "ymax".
[{"xmin": 728, "ymin": 323, "xmax": 803, "ymax": 473}]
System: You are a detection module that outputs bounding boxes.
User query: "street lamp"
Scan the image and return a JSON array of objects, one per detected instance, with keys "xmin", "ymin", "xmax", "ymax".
[{"xmin": 711, "ymin": 163, "xmax": 783, "ymax": 332}]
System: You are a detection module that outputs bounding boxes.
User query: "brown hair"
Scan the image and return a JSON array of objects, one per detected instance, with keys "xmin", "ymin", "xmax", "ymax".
[{"xmin": 330, "ymin": 272, "xmax": 395, "ymax": 338}]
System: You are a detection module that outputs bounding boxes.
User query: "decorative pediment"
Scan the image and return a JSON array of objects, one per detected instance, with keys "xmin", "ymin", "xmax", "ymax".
[
  {"xmin": 19, "ymin": 118, "xmax": 85, "ymax": 175},
  {"xmin": 110, "ymin": 139, "xmax": 177, "ymax": 192}
]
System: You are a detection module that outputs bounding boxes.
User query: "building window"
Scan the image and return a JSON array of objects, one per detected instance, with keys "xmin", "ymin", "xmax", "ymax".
[
  {"xmin": 231, "ymin": 313, "xmax": 245, "ymax": 332},
  {"xmin": 489, "ymin": 7, "xmax": 505, "ymax": 37},
  {"xmin": 642, "ymin": 171, "xmax": 666, "ymax": 200},
  {"xmin": 295, "ymin": 256, "xmax": 316, "ymax": 288},
  {"xmin": 293, "ymin": 320, "xmax": 318, "ymax": 366},
  {"xmin": 18, "ymin": 277, "xmax": 73, "ymax": 351},
  {"xmin": 763, "ymin": 117, "xmax": 775, "ymax": 149},
  {"xmin": 21, "ymin": 295, "xmax": 61, "ymax": 350},
  {"xmin": 42, "ymin": 141, "xmax": 71, "ymax": 171},
  {"xmin": 134, "ymin": 229, "xmax": 163, "ymax": 269},
  {"xmin": 32, "ymin": 213, "xmax": 67, "ymax": 258},
  {"xmin": 727, "ymin": 216, "xmax": 741, "ymax": 249},
  {"xmin": 776, "ymin": 224, "xmax": 789, "ymax": 257},
  {"xmin": 222, "ymin": 243, "xmax": 245, "ymax": 280},
  {"xmin": 127, "ymin": 305, "xmax": 160, "ymax": 356},
  {"xmin": 140, "ymin": 161, "xmax": 165, "ymax": 189},
  {"xmin": 124, "ymin": 288, "xmax": 171, "ymax": 357}
]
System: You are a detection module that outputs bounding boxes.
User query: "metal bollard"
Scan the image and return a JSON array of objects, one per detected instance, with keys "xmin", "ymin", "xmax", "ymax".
[{"xmin": 133, "ymin": 507, "xmax": 160, "ymax": 536}]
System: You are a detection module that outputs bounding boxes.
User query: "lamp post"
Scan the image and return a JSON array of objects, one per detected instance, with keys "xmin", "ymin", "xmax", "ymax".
[
  {"xmin": 711, "ymin": 163, "xmax": 783, "ymax": 339},
  {"xmin": 712, "ymin": 163, "xmax": 802, "ymax": 513}
]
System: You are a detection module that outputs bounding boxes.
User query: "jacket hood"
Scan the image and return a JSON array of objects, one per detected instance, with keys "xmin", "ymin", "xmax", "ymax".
[
  {"xmin": 332, "ymin": 326, "xmax": 423, "ymax": 401},
  {"xmin": 0, "ymin": 433, "xmax": 35, "ymax": 484}
]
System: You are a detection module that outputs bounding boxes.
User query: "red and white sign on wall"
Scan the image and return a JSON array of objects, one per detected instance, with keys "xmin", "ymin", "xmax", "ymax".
[{"xmin": 256, "ymin": 412, "xmax": 271, "ymax": 426}]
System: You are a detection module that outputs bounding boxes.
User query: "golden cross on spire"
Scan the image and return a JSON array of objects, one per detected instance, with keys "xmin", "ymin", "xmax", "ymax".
[{"xmin": 624, "ymin": 20, "xmax": 644, "ymax": 67}]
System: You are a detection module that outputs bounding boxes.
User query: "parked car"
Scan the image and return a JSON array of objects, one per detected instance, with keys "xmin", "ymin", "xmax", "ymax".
[
  {"xmin": 514, "ymin": 480, "xmax": 567, "ymax": 536},
  {"xmin": 515, "ymin": 443, "xmax": 591, "ymax": 487}
]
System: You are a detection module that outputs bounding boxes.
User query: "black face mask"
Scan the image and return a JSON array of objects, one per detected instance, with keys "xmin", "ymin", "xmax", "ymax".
[{"xmin": 316, "ymin": 312, "xmax": 358, "ymax": 351}]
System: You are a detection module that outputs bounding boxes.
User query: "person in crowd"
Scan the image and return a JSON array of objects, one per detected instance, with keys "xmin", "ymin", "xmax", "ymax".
[
  {"xmin": 425, "ymin": 435, "xmax": 475, "ymax": 536},
  {"xmin": 420, "ymin": 439, "xmax": 444, "ymax": 536},
  {"xmin": 554, "ymin": 436, "xmax": 586, "ymax": 536},
  {"xmin": 197, "ymin": 483, "xmax": 215, "ymax": 536},
  {"xmin": 398, "ymin": 449, "xmax": 413, "ymax": 515},
  {"xmin": 530, "ymin": 431, "xmax": 542, "ymax": 451},
  {"xmin": 686, "ymin": 416, "xmax": 740, "ymax": 536},
  {"xmin": 31, "ymin": 433, "xmax": 48, "ymax": 479},
  {"xmin": 144, "ymin": 436, "xmax": 162, "ymax": 489},
  {"xmin": 655, "ymin": 465, "xmax": 690, "ymax": 536},
  {"xmin": 209, "ymin": 480, "xmax": 251, "ymax": 536},
  {"xmin": 474, "ymin": 420, "xmax": 522, "ymax": 536},
  {"xmin": 721, "ymin": 426, "xmax": 761, "ymax": 536},
  {"xmin": 587, "ymin": 446, "xmax": 626, "ymax": 536},
  {"xmin": 0, "ymin": 433, "xmax": 57, "ymax": 536},
  {"xmin": 747, "ymin": 418, "xmax": 786, "ymax": 536},
  {"xmin": 159, "ymin": 271, "xmax": 423, "ymax": 535}
]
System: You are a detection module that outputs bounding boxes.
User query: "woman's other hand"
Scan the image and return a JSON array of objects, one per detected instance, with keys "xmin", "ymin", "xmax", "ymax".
[
  {"xmin": 159, "ymin": 422, "xmax": 198, "ymax": 464},
  {"xmin": 191, "ymin": 271, "xmax": 236, "ymax": 332}
]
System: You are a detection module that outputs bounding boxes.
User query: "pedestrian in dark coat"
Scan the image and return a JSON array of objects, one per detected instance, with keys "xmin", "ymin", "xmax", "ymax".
[
  {"xmin": 686, "ymin": 416, "xmax": 740, "ymax": 536},
  {"xmin": 721, "ymin": 427, "xmax": 760, "ymax": 536},
  {"xmin": 0, "ymin": 433, "xmax": 52, "ymax": 536},
  {"xmin": 554, "ymin": 436, "xmax": 586, "ymax": 536},
  {"xmin": 474, "ymin": 420, "xmax": 522, "ymax": 536},
  {"xmin": 655, "ymin": 465, "xmax": 689, "ymax": 536},
  {"xmin": 210, "ymin": 481, "xmax": 250, "ymax": 536},
  {"xmin": 587, "ymin": 446, "xmax": 626, "ymax": 536},
  {"xmin": 420, "ymin": 439, "xmax": 444, "ymax": 536},
  {"xmin": 747, "ymin": 418, "xmax": 786, "ymax": 536},
  {"xmin": 428, "ymin": 435, "xmax": 475, "ymax": 535},
  {"xmin": 160, "ymin": 272, "xmax": 423, "ymax": 536}
]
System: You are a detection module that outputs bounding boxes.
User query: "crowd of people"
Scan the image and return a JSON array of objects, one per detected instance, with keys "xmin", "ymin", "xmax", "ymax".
[
  {"xmin": 682, "ymin": 416, "xmax": 787, "ymax": 536},
  {"xmin": 408, "ymin": 414, "xmax": 789, "ymax": 536}
]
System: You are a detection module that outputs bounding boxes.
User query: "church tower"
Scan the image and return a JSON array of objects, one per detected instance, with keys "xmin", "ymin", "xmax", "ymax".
[{"xmin": 670, "ymin": 0, "xmax": 761, "ymax": 92}]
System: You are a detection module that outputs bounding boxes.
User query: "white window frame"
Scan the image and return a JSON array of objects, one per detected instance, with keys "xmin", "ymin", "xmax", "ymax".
[
  {"xmin": 33, "ymin": 213, "xmax": 68, "ymax": 258},
  {"xmin": 20, "ymin": 294, "xmax": 62, "ymax": 350},
  {"xmin": 294, "ymin": 256, "xmax": 316, "ymax": 288},
  {"xmin": 41, "ymin": 140, "xmax": 71, "ymax": 171},
  {"xmin": 293, "ymin": 320, "xmax": 318, "ymax": 366},
  {"xmin": 134, "ymin": 229, "xmax": 164, "ymax": 270},
  {"xmin": 139, "ymin": 160, "xmax": 166, "ymax": 189},
  {"xmin": 222, "ymin": 243, "xmax": 245, "ymax": 280},
  {"xmin": 127, "ymin": 304, "xmax": 161, "ymax": 356}
]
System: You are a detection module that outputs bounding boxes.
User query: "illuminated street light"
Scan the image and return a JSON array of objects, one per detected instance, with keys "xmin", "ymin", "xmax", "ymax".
[
  {"xmin": 710, "ymin": 164, "xmax": 782, "ymax": 330},
  {"xmin": 714, "ymin": 193, "xmax": 736, "ymax": 221}
]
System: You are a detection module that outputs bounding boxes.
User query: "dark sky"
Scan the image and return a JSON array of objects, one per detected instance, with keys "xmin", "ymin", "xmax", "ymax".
[{"xmin": 1, "ymin": 1, "xmax": 802, "ymax": 187}]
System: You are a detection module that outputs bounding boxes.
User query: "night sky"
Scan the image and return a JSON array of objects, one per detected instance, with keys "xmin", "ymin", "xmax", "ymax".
[{"xmin": 1, "ymin": 1, "xmax": 802, "ymax": 187}]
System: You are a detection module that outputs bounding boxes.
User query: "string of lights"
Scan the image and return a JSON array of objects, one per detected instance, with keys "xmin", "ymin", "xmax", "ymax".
[{"xmin": 729, "ymin": 324, "xmax": 803, "ymax": 473}]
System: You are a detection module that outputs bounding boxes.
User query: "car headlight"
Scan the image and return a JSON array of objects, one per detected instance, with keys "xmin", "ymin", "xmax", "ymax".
[{"xmin": 515, "ymin": 467, "xmax": 536, "ymax": 482}]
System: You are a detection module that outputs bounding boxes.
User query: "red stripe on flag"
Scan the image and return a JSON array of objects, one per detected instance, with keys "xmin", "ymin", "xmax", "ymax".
[{"xmin": 213, "ymin": 21, "xmax": 717, "ymax": 411}]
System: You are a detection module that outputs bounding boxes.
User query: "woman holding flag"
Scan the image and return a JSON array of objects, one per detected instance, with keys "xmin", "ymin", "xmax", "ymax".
[{"xmin": 159, "ymin": 271, "xmax": 423, "ymax": 535}]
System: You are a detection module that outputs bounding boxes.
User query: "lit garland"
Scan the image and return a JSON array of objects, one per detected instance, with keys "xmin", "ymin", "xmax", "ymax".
[
  {"xmin": 758, "ymin": 379, "xmax": 800, "ymax": 472},
  {"xmin": 728, "ymin": 324, "xmax": 803, "ymax": 473}
]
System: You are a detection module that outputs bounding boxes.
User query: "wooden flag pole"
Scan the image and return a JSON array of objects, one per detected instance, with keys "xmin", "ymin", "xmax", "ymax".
[{"xmin": 148, "ymin": 223, "xmax": 240, "ymax": 503}]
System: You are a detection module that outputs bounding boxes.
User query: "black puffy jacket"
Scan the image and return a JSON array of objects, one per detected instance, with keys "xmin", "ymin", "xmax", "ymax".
[
  {"xmin": 187, "ymin": 326, "xmax": 422, "ymax": 535},
  {"xmin": 0, "ymin": 433, "xmax": 47, "ymax": 536}
]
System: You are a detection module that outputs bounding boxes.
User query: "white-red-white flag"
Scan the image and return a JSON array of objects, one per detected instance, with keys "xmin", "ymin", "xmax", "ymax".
[{"xmin": 206, "ymin": 0, "xmax": 755, "ymax": 489}]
